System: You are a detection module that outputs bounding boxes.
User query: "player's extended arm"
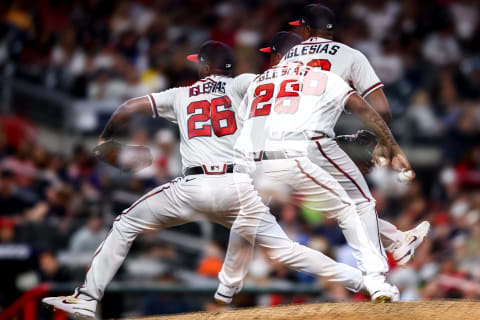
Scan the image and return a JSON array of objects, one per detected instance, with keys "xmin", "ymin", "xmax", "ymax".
[
  {"xmin": 99, "ymin": 96, "xmax": 152, "ymax": 143},
  {"xmin": 95, "ymin": 97, "xmax": 153, "ymax": 172},
  {"xmin": 345, "ymin": 93, "xmax": 412, "ymax": 173},
  {"xmin": 365, "ymin": 88, "xmax": 392, "ymax": 125}
]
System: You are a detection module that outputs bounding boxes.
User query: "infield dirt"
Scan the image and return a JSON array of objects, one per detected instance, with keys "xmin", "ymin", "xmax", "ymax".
[{"xmin": 123, "ymin": 300, "xmax": 480, "ymax": 320}]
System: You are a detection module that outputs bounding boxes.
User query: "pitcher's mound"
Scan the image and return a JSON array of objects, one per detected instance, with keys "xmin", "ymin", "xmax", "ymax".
[{"xmin": 126, "ymin": 300, "xmax": 480, "ymax": 320}]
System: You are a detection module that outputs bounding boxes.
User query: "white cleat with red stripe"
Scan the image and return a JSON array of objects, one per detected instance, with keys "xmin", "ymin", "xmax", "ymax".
[
  {"xmin": 42, "ymin": 296, "xmax": 97, "ymax": 320},
  {"xmin": 392, "ymin": 221, "xmax": 430, "ymax": 265}
]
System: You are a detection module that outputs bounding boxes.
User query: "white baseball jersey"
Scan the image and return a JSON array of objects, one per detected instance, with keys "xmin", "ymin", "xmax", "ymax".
[
  {"xmin": 237, "ymin": 62, "xmax": 355, "ymax": 156},
  {"xmin": 280, "ymin": 37, "xmax": 383, "ymax": 98},
  {"xmin": 147, "ymin": 73, "xmax": 255, "ymax": 170},
  {"xmin": 280, "ymin": 38, "xmax": 397, "ymax": 262},
  {"xmin": 231, "ymin": 62, "xmax": 389, "ymax": 278}
]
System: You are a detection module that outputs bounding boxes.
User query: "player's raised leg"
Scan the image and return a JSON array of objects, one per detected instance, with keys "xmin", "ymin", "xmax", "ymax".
[{"xmin": 309, "ymin": 138, "xmax": 430, "ymax": 265}]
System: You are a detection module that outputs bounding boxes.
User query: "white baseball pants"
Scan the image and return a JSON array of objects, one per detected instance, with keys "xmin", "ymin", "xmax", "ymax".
[
  {"xmin": 308, "ymin": 138, "xmax": 404, "ymax": 257},
  {"xmin": 76, "ymin": 173, "xmax": 363, "ymax": 301},
  {"xmin": 257, "ymin": 157, "xmax": 389, "ymax": 274}
]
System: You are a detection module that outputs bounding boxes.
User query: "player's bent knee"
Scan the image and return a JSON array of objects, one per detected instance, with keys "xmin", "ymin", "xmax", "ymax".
[{"xmin": 111, "ymin": 217, "xmax": 141, "ymax": 242}]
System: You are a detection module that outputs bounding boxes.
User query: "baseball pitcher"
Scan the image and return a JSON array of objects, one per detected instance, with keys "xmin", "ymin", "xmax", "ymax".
[
  {"xmin": 42, "ymin": 41, "xmax": 374, "ymax": 319},
  {"xmin": 227, "ymin": 49, "xmax": 402, "ymax": 302},
  {"xmin": 284, "ymin": 5, "xmax": 430, "ymax": 265}
]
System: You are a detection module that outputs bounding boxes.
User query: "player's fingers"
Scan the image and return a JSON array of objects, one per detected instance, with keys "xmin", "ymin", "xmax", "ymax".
[
  {"xmin": 397, "ymin": 169, "xmax": 415, "ymax": 184},
  {"xmin": 392, "ymin": 154, "xmax": 411, "ymax": 171},
  {"xmin": 372, "ymin": 145, "xmax": 386, "ymax": 166},
  {"xmin": 382, "ymin": 147, "xmax": 392, "ymax": 167},
  {"xmin": 373, "ymin": 155, "xmax": 386, "ymax": 167}
]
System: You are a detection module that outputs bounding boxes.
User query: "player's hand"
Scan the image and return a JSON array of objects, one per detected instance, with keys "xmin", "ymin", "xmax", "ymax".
[
  {"xmin": 374, "ymin": 144, "xmax": 416, "ymax": 180},
  {"xmin": 391, "ymin": 145, "xmax": 413, "ymax": 172},
  {"xmin": 391, "ymin": 145, "xmax": 415, "ymax": 183},
  {"xmin": 373, "ymin": 143, "xmax": 390, "ymax": 167},
  {"xmin": 373, "ymin": 143, "xmax": 408, "ymax": 167}
]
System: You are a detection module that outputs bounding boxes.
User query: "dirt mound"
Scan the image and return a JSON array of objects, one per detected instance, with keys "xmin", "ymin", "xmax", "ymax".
[{"xmin": 125, "ymin": 300, "xmax": 480, "ymax": 320}]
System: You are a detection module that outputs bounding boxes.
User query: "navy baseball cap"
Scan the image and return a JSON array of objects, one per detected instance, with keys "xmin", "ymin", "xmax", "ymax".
[
  {"xmin": 289, "ymin": 4, "xmax": 335, "ymax": 31},
  {"xmin": 259, "ymin": 31, "xmax": 303, "ymax": 56},
  {"xmin": 187, "ymin": 40, "xmax": 234, "ymax": 71}
]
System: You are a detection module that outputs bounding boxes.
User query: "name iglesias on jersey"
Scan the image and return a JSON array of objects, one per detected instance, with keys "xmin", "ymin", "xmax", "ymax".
[
  {"xmin": 189, "ymin": 80, "xmax": 227, "ymax": 97},
  {"xmin": 284, "ymin": 43, "xmax": 340, "ymax": 60}
]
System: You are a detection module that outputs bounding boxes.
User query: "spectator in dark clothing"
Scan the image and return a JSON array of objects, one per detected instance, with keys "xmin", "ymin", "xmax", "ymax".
[
  {"xmin": 37, "ymin": 250, "xmax": 71, "ymax": 283},
  {"xmin": 0, "ymin": 169, "xmax": 34, "ymax": 218}
]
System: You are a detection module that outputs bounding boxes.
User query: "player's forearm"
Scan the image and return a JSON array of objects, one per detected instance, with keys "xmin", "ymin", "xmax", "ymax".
[
  {"xmin": 346, "ymin": 94, "xmax": 397, "ymax": 148},
  {"xmin": 99, "ymin": 97, "xmax": 151, "ymax": 143},
  {"xmin": 365, "ymin": 89, "xmax": 392, "ymax": 125},
  {"xmin": 99, "ymin": 105, "xmax": 131, "ymax": 143}
]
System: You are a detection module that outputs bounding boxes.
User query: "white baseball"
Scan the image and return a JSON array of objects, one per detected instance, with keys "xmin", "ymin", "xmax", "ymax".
[
  {"xmin": 377, "ymin": 156, "xmax": 387, "ymax": 167},
  {"xmin": 397, "ymin": 170, "xmax": 414, "ymax": 184}
]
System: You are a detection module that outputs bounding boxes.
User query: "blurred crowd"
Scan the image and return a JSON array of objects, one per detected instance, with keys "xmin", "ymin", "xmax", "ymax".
[{"xmin": 1, "ymin": 0, "xmax": 480, "ymax": 318}]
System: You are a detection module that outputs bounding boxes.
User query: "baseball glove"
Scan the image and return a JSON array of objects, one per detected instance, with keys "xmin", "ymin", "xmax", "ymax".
[
  {"xmin": 93, "ymin": 140, "xmax": 153, "ymax": 173},
  {"xmin": 335, "ymin": 130, "xmax": 378, "ymax": 174}
]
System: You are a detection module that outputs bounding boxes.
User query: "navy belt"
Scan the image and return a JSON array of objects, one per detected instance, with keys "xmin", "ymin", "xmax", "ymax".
[{"xmin": 185, "ymin": 164, "xmax": 235, "ymax": 175}]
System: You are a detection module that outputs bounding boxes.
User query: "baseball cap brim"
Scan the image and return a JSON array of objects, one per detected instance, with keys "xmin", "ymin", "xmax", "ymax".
[
  {"xmin": 288, "ymin": 20, "xmax": 302, "ymax": 26},
  {"xmin": 187, "ymin": 54, "xmax": 200, "ymax": 63},
  {"xmin": 259, "ymin": 47, "xmax": 272, "ymax": 53}
]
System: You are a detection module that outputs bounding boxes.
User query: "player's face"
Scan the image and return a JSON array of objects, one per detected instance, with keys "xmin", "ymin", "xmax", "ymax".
[
  {"xmin": 294, "ymin": 25, "xmax": 311, "ymax": 40},
  {"xmin": 198, "ymin": 64, "xmax": 211, "ymax": 79},
  {"xmin": 270, "ymin": 53, "xmax": 282, "ymax": 66}
]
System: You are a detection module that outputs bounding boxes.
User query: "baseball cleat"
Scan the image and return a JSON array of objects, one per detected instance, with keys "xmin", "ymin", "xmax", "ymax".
[
  {"xmin": 363, "ymin": 273, "xmax": 399, "ymax": 303},
  {"xmin": 371, "ymin": 283, "xmax": 399, "ymax": 303},
  {"xmin": 391, "ymin": 284, "xmax": 400, "ymax": 301},
  {"xmin": 42, "ymin": 296, "xmax": 97, "ymax": 320},
  {"xmin": 214, "ymin": 283, "xmax": 240, "ymax": 304},
  {"xmin": 373, "ymin": 295, "xmax": 392, "ymax": 303},
  {"xmin": 373, "ymin": 283, "xmax": 400, "ymax": 303},
  {"xmin": 392, "ymin": 221, "xmax": 430, "ymax": 265},
  {"xmin": 214, "ymin": 294, "xmax": 232, "ymax": 305}
]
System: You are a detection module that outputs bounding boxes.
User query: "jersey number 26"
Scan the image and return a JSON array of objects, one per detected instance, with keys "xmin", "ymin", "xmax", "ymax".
[{"xmin": 187, "ymin": 96, "xmax": 237, "ymax": 139}]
